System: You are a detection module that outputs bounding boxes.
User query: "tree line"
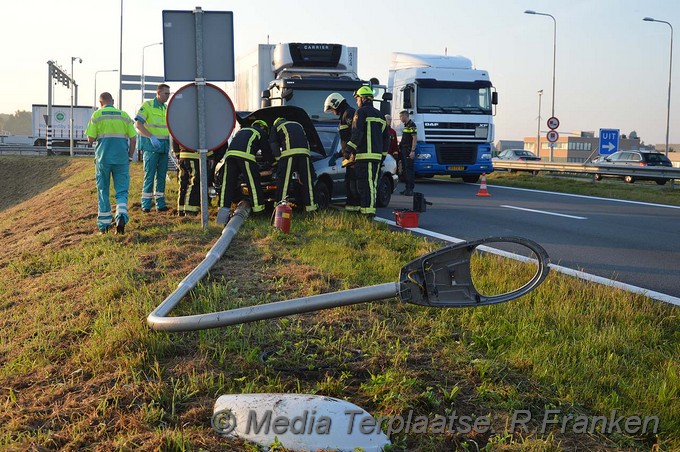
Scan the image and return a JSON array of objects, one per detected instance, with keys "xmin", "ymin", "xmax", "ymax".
[{"xmin": 0, "ymin": 111, "xmax": 31, "ymax": 135}]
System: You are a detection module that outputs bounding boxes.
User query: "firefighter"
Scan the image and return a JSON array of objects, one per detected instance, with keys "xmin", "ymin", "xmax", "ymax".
[
  {"xmin": 269, "ymin": 118, "xmax": 318, "ymax": 212},
  {"xmin": 173, "ymin": 141, "xmax": 214, "ymax": 216},
  {"xmin": 218, "ymin": 120, "xmax": 272, "ymax": 214},
  {"xmin": 399, "ymin": 110, "xmax": 417, "ymax": 196},
  {"xmin": 85, "ymin": 92, "xmax": 137, "ymax": 234},
  {"xmin": 135, "ymin": 83, "xmax": 171, "ymax": 213},
  {"xmin": 324, "ymin": 92, "xmax": 360, "ymax": 211},
  {"xmin": 346, "ymin": 86, "xmax": 389, "ymax": 216}
]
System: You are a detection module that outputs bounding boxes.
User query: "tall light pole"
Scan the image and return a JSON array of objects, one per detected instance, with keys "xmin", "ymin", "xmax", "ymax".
[
  {"xmin": 142, "ymin": 42, "xmax": 163, "ymax": 106},
  {"xmin": 119, "ymin": 0, "xmax": 124, "ymax": 110},
  {"xmin": 537, "ymin": 89, "xmax": 543, "ymax": 157},
  {"xmin": 643, "ymin": 17, "xmax": 673, "ymax": 157},
  {"xmin": 525, "ymin": 10, "xmax": 556, "ymax": 161},
  {"xmin": 94, "ymin": 69, "xmax": 119, "ymax": 107},
  {"xmin": 70, "ymin": 56, "xmax": 82, "ymax": 158}
]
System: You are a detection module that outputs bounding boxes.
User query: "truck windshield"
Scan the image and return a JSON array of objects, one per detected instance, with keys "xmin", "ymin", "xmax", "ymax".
[
  {"xmin": 270, "ymin": 89, "xmax": 358, "ymax": 122},
  {"xmin": 417, "ymin": 87, "xmax": 492, "ymax": 115}
]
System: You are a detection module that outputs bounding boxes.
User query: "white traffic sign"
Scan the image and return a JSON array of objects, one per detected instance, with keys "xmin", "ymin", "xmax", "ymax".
[
  {"xmin": 598, "ymin": 128, "xmax": 620, "ymax": 155},
  {"xmin": 547, "ymin": 130, "xmax": 559, "ymax": 143},
  {"xmin": 547, "ymin": 116, "xmax": 560, "ymax": 130}
]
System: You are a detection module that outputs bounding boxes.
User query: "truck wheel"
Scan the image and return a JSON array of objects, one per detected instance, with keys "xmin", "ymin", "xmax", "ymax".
[
  {"xmin": 594, "ymin": 173, "xmax": 603, "ymax": 181},
  {"xmin": 624, "ymin": 175, "xmax": 635, "ymax": 184},
  {"xmin": 376, "ymin": 175, "xmax": 392, "ymax": 207},
  {"xmin": 314, "ymin": 181, "xmax": 330, "ymax": 210},
  {"xmin": 462, "ymin": 175, "xmax": 480, "ymax": 183},
  {"xmin": 656, "ymin": 179, "xmax": 668, "ymax": 186}
]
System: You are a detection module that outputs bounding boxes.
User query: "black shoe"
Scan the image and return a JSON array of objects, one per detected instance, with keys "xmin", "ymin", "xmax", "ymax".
[
  {"xmin": 115, "ymin": 217, "xmax": 126, "ymax": 234},
  {"xmin": 157, "ymin": 207, "xmax": 169, "ymax": 212},
  {"xmin": 142, "ymin": 208, "xmax": 150, "ymax": 213},
  {"xmin": 402, "ymin": 190, "xmax": 414, "ymax": 196}
]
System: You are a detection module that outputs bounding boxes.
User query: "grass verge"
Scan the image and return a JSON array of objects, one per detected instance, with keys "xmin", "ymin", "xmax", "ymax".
[{"xmin": 0, "ymin": 156, "xmax": 677, "ymax": 451}]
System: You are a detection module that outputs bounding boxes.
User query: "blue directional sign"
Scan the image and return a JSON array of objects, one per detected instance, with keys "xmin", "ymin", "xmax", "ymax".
[{"xmin": 599, "ymin": 128, "xmax": 620, "ymax": 155}]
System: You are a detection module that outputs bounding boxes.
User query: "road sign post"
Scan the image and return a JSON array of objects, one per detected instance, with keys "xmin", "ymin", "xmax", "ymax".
[{"xmin": 598, "ymin": 128, "xmax": 620, "ymax": 155}]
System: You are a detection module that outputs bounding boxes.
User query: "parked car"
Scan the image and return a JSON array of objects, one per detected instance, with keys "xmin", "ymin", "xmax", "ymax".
[
  {"xmin": 217, "ymin": 106, "xmax": 398, "ymax": 209},
  {"xmin": 493, "ymin": 149, "xmax": 541, "ymax": 161},
  {"xmin": 593, "ymin": 150, "xmax": 673, "ymax": 185}
]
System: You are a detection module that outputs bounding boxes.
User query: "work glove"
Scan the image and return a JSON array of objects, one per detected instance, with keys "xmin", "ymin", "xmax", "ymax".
[{"xmin": 150, "ymin": 136, "xmax": 161, "ymax": 149}]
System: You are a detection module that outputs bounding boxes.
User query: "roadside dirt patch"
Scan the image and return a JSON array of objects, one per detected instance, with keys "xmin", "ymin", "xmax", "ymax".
[{"xmin": 0, "ymin": 156, "xmax": 83, "ymax": 212}]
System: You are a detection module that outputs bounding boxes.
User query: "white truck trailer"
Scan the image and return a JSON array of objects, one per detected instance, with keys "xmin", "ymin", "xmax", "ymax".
[
  {"xmin": 233, "ymin": 43, "xmax": 386, "ymax": 121},
  {"xmin": 31, "ymin": 104, "xmax": 95, "ymax": 147},
  {"xmin": 388, "ymin": 52, "xmax": 497, "ymax": 182}
]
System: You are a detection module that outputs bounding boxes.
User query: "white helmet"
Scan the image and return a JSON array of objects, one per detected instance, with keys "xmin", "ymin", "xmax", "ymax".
[{"xmin": 324, "ymin": 93, "xmax": 345, "ymax": 112}]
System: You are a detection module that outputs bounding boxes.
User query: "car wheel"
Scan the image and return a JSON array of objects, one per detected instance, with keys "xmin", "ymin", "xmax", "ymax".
[
  {"xmin": 376, "ymin": 175, "xmax": 392, "ymax": 207},
  {"xmin": 314, "ymin": 181, "xmax": 330, "ymax": 210},
  {"xmin": 624, "ymin": 175, "xmax": 635, "ymax": 183},
  {"xmin": 462, "ymin": 175, "xmax": 480, "ymax": 183},
  {"xmin": 656, "ymin": 179, "xmax": 668, "ymax": 186},
  {"xmin": 594, "ymin": 173, "xmax": 603, "ymax": 181}
]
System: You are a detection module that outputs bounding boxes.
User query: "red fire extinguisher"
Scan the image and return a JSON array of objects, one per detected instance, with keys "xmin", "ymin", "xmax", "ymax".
[{"xmin": 273, "ymin": 201, "xmax": 292, "ymax": 233}]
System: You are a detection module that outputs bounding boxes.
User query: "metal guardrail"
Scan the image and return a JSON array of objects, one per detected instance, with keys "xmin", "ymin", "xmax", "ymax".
[
  {"xmin": 0, "ymin": 145, "xmax": 95, "ymax": 156},
  {"xmin": 492, "ymin": 161, "xmax": 680, "ymax": 182}
]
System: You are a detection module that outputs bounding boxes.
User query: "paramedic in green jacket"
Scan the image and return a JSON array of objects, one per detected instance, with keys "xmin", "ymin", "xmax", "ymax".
[
  {"xmin": 85, "ymin": 92, "xmax": 137, "ymax": 234},
  {"xmin": 135, "ymin": 83, "xmax": 171, "ymax": 212}
]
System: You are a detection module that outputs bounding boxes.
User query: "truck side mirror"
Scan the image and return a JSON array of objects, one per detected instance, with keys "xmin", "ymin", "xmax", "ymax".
[
  {"xmin": 380, "ymin": 101, "xmax": 391, "ymax": 116},
  {"xmin": 492, "ymin": 91, "xmax": 498, "ymax": 105},
  {"xmin": 402, "ymin": 85, "xmax": 413, "ymax": 109}
]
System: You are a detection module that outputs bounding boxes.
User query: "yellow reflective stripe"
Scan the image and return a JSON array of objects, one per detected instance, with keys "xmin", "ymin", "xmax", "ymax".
[
  {"xmin": 339, "ymin": 124, "xmax": 349, "ymax": 130},
  {"xmin": 277, "ymin": 122, "xmax": 292, "ymax": 149},
  {"xmin": 355, "ymin": 153, "xmax": 382, "ymax": 161},
  {"xmin": 98, "ymin": 133, "xmax": 132, "ymax": 139},
  {"xmin": 347, "ymin": 141, "xmax": 357, "ymax": 150},
  {"xmin": 226, "ymin": 150, "xmax": 257, "ymax": 162},
  {"xmin": 280, "ymin": 148, "xmax": 309, "ymax": 158},
  {"xmin": 179, "ymin": 151, "xmax": 199, "ymax": 159},
  {"xmin": 403, "ymin": 127, "xmax": 417, "ymax": 133}
]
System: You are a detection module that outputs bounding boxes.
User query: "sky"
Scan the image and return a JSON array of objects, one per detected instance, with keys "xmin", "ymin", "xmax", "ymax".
[{"xmin": 2, "ymin": 0, "xmax": 679, "ymax": 145}]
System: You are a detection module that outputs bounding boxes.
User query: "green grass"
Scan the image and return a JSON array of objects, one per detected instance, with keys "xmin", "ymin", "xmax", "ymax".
[{"xmin": 0, "ymin": 157, "xmax": 677, "ymax": 451}]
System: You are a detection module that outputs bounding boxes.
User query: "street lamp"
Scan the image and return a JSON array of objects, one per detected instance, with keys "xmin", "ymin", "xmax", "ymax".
[
  {"xmin": 537, "ymin": 89, "xmax": 543, "ymax": 157},
  {"xmin": 94, "ymin": 69, "xmax": 119, "ymax": 107},
  {"xmin": 142, "ymin": 42, "xmax": 163, "ymax": 106},
  {"xmin": 525, "ymin": 9, "xmax": 557, "ymax": 161},
  {"xmin": 643, "ymin": 17, "xmax": 673, "ymax": 157},
  {"xmin": 70, "ymin": 56, "xmax": 82, "ymax": 158}
]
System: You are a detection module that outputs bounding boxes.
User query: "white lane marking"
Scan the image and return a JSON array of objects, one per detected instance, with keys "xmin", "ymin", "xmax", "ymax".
[
  {"xmin": 484, "ymin": 183, "xmax": 680, "ymax": 210},
  {"xmin": 501, "ymin": 204, "xmax": 587, "ymax": 220},
  {"xmin": 375, "ymin": 217, "xmax": 680, "ymax": 307}
]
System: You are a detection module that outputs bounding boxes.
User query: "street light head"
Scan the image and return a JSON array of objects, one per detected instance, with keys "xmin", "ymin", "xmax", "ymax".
[
  {"xmin": 643, "ymin": 17, "xmax": 655, "ymax": 22},
  {"xmin": 524, "ymin": 10, "xmax": 536, "ymax": 14}
]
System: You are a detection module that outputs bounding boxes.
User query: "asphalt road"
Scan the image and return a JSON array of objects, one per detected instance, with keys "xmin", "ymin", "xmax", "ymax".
[{"xmin": 377, "ymin": 179, "xmax": 680, "ymax": 301}]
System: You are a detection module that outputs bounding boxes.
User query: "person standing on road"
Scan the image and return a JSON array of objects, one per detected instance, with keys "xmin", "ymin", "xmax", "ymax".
[
  {"xmin": 398, "ymin": 110, "xmax": 417, "ymax": 196},
  {"xmin": 218, "ymin": 120, "xmax": 272, "ymax": 214},
  {"xmin": 269, "ymin": 118, "xmax": 318, "ymax": 212},
  {"xmin": 85, "ymin": 92, "xmax": 136, "ymax": 234},
  {"xmin": 346, "ymin": 86, "xmax": 389, "ymax": 217},
  {"xmin": 135, "ymin": 83, "xmax": 171, "ymax": 213},
  {"xmin": 324, "ymin": 92, "xmax": 360, "ymax": 211}
]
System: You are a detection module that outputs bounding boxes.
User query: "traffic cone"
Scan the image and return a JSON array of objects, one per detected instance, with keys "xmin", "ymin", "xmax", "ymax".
[{"xmin": 476, "ymin": 173, "xmax": 491, "ymax": 197}]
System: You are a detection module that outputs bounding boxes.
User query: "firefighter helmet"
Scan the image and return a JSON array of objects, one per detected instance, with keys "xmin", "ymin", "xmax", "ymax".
[
  {"xmin": 353, "ymin": 86, "xmax": 374, "ymax": 98},
  {"xmin": 324, "ymin": 93, "xmax": 345, "ymax": 112}
]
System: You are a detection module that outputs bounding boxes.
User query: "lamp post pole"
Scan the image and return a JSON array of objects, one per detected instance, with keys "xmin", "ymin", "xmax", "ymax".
[
  {"xmin": 525, "ymin": 10, "xmax": 556, "ymax": 161},
  {"xmin": 70, "ymin": 56, "xmax": 82, "ymax": 158},
  {"xmin": 94, "ymin": 69, "xmax": 119, "ymax": 108},
  {"xmin": 537, "ymin": 89, "xmax": 543, "ymax": 157},
  {"xmin": 142, "ymin": 42, "xmax": 163, "ymax": 106},
  {"xmin": 643, "ymin": 17, "xmax": 673, "ymax": 157}
]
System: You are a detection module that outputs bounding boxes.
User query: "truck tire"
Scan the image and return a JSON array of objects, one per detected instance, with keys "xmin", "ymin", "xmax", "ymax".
[
  {"xmin": 594, "ymin": 173, "xmax": 603, "ymax": 181},
  {"xmin": 462, "ymin": 175, "xmax": 480, "ymax": 183},
  {"xmin": 624, "ymin": 175, "xmax": 635, "ymax": 184},
  {"xmin": 656, "ymin": 179, "xmax": 668, "ymax": 186},
  {"xmin": 314, "ymin": 181, "xmax": 330, "ymax": 210},
  {"xmin": 376, "ymin": 174, "xmax": 392, "ymax": 207}
]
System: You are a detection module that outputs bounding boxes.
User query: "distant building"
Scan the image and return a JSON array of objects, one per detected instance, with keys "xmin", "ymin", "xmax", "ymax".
[{"xmin": 523, "ymin": 130, "xmax": 641, "ymax": 163}]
